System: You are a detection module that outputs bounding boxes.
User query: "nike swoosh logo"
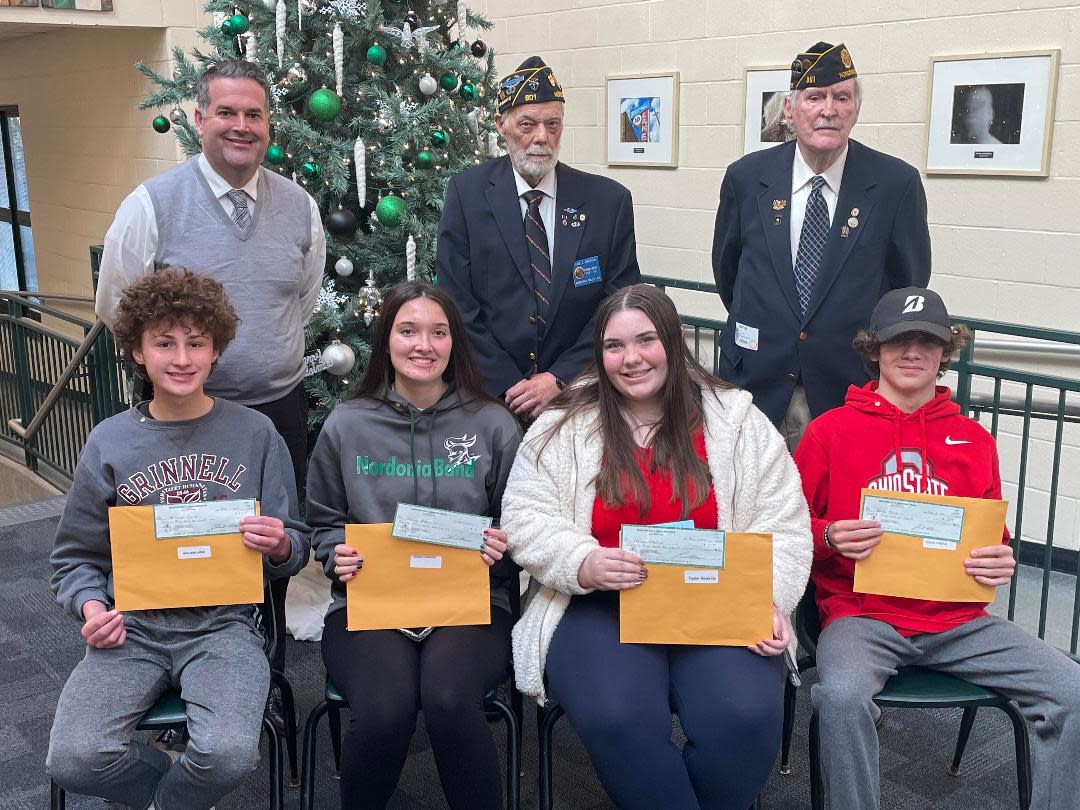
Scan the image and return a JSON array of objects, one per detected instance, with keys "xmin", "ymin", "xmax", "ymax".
[{"xmin": 945, "ymin": 436, "xmax": 972, "ymax": 445}]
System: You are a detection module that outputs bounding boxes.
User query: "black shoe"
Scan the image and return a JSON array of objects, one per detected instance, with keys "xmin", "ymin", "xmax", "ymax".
[{"xmin": 266, "ymin": 687, "xmax": 289, "ymax": 732}]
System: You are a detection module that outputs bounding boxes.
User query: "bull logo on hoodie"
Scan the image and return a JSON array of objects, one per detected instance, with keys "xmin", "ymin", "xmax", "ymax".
[
  {"xmin": 445, "ymin": 434, "xmax": 481, "ymax": 469},
  {"xmin": 867, "ymin": 450, "xmax": 949, "ymax": 496}
]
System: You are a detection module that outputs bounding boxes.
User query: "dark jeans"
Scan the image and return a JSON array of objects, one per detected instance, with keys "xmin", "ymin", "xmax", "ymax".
[
  {"xmin": 321, "ymin": 607, "xmax": 513, "ymax": 810},
  {"xmin": 545, "ymin": 591, "xmax": 784, "ymax": 810},
  {"xmin": 248, "ymin": 380, "xmax": 309, "ymax": 673}
]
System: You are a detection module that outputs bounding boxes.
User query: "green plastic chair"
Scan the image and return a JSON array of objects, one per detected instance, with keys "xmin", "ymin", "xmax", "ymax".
[
  {"xmin": 49, "ymin": 583, "xmax": 296, "ymax": 810},
  {"xmin": 793, "ymin": 582, "xmax": 1032, "ymax": 809}
]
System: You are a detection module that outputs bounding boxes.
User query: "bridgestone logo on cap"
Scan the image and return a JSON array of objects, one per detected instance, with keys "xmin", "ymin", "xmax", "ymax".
[{"xmin": 902, "ymin": 295, "xmax": 926, "ymax": 314}]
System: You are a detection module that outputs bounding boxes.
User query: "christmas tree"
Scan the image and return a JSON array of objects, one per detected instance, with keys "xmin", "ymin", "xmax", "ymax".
[{"xmin": 137, "ymin": 0, "xmax": 499, "ymax": 429}]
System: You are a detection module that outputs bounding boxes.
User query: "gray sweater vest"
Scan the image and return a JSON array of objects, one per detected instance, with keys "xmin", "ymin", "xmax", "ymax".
[{"xmin": 144, "ymin": 158, "xmax": 313, "ymax": 405}]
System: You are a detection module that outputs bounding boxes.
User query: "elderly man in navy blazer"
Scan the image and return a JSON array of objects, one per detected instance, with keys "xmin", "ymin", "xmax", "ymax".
[
  {"xmin": 712, "ymin": 42, "xmax": 931, "ymax": 450},
  {"xmin": 438, "ymin": 56, "xmax": 640, "ymax": 418}
]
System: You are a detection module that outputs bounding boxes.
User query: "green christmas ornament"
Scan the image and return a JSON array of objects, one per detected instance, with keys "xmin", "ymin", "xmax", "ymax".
[
  {"xmin": 430, "ymin": 129, "xmax": 449, "ymax": 148},
  {"xmin": 415, "ymin": 150, "xmax": 435, "ymax": 169},
  {"xmin": 301, "ymin": 160, "xmax": 321, "ymax": 180},
  {"xmin": 366, "ymin": 45, "xmax": 388, "ymax": 66},
  {"xmin": 265, "ymin": 144, "xmax": 286, "ymax": 165},
  {"xmin": 307, "ymin": 88, "xmax": 342, "ymax": 122},
  {"xmin": 152, "ymin": 115, "xmax": 171, "ymax": 133},
  {"xmin": 439, "ymin": 72, "xmax": 458, "ymax": 91},
  {"xmin": 220, "ymin": 17, "xmax": 235, "ymax": 36},
  {"xmin": 375, "ymin": 195, "xmax": 407, "ymax": 228},
  {"xmin": 459, "ymin": 81, "xmax": 477, "ymax": 101},
  {"xmin": 229, "ymin": 14, "xmax": 250, "ymax": 35}
]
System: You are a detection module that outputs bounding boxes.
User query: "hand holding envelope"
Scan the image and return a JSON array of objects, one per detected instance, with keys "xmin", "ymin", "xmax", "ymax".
[{"xmin": 853, "ymin": 489, "xmax": 1007, "ymax": 603}]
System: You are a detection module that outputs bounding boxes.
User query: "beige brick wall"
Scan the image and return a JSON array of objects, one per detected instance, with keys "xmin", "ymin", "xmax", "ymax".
[{"xmin": 477, "ymin": 0, "xmax": 1080, "ymax": 551}]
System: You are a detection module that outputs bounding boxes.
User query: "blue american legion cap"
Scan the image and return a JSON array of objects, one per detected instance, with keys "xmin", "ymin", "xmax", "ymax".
[
  {"xmin": 497, "ymin": 56, "xmax": 565, "ymax": 114},
  {"xmin": 790, "ymin": 42, "xmax": 858, "ymax": 90}
]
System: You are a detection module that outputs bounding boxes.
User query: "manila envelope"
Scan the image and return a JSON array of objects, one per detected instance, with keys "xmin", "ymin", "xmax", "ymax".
[
  {"xmin": 345, "ymin": 523, "xmax": 490, "ymax": 631},
  {"xmin": 620, "ymin": 532, "xmax": 773, "ymax": 646},
  {"xmin": 109, "ymin": 504, "xmax": 263, "ymax": 611},
  {"xmin": 854, "ymin": 489, "xmax": 1006, "ymax": 603}
]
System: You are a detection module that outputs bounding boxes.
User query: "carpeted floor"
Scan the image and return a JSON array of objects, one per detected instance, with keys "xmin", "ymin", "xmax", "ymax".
[{"xmin": 1, "ymin": 511, "xmax": 1033, "ymax": 809}]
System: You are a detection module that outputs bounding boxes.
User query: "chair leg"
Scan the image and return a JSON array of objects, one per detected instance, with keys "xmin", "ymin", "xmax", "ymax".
[
  {"xmin": 537, "ymin": 702, "xmax": 564, "ymax": 810},
  {"xmin": 948, "ymin": 706, "xmax": 979, "ymax": 776},
  {"xmin": 999, "ymin": 701, "xmax": 1033, "ymax": 809},
  {"xmin": 300, "ymin": 700, "xmax": 330, "ymax": 810},
  {"xmin": 808, "ymin": 710, "xmax": 825, "ymax": 810},
  {"xmin": 49, "ymin": 779, "xmax": 65, "ymax": 810},
  {"xmin": 262, "ymin": 713, "xmax": 283, "ymax": 810},
  {"xmin": 779, "ymin": 677, "xmax": 798, "ymax": 775},
  {"xmin": 511, "ymin": 685, "xmax": 524, "ymax": 776},
  {"xmin": 273, "ymin": 670, "xmax": 300, "ymax": 788},
  {"xmin": 487, "ymin": 697, "xmax": 521, "ymax": 810},
  {"xmin": 328, "ymin": 702, "xmax": 343, "ymax": 774}
]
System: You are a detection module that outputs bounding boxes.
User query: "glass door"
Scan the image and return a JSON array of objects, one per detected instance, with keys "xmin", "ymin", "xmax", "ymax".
[{"xmin": 0, "ymin": 106, "xmax": 36, "ymax": 292}]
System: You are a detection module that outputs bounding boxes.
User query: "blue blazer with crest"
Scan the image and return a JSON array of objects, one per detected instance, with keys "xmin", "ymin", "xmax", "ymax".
[
  {"xmin": 711, "ymin": 139, "xmax": 931, "ymax": 425},
  {"xmin": 437, "ymin": 157, "xmax": 640, "ymax": 397}
]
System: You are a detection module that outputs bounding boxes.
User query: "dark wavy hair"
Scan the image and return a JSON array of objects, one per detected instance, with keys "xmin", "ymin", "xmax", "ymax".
[
  {"xmin": 853, "ymin": 323, "xmax": 972, "ymax": 378},
  {"xmin": 112, "ymin": 267, "xmax": 239, "ymax": 376},
  {"xmin": 349, "ymin": 281, "xmax": 496, "ymax": 408},
  {"xmin": 540, "ymin": 284, "xmax": 734, "ymax": 518}
]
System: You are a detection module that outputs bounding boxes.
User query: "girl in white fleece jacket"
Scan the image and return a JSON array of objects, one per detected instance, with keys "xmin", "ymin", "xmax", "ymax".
[{"xmin": 502, "ymin": 284, "xmax": 811, "ymax": 809}]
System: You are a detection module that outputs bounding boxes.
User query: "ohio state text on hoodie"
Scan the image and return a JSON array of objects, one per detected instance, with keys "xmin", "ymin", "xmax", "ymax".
[{"xmin": 794, "ymin": 382, "xmax": 1008, "ymax": 635}]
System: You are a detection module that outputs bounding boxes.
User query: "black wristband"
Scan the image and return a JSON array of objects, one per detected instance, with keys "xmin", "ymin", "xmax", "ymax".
[{"xmin": 823, "ymin": 522, "xmax": 835, "ymax": 550}]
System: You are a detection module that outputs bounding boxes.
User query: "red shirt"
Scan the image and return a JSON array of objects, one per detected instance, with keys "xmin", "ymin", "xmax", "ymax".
[{"xmin": 592, "ymin": 428, "xmax": 718, "ymax": 546}]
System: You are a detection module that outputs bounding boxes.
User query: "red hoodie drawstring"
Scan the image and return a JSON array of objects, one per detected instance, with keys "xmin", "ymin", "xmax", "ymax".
[{"xmin": 918, "ymin": 410, "xmax": 929, "ymax": 494}]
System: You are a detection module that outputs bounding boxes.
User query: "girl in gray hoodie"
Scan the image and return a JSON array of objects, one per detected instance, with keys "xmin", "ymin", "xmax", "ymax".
[{"xmin": 306, "ymin": 282, "xmax": 521, "ymax": 810}]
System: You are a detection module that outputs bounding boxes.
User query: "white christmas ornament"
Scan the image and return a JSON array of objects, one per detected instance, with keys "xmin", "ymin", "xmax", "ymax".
[
  {"xmin": 487, "ymin": 131, "xmax": 502, "ymax": 158},
  {"xmin": 276, "ymin": 0, "xmax": 286, "ymax": 66},
  {"xmin": 333, "ymin": 23, "xmax": 344, "ymax": 96},
  {"xmin": 406, "ymin": 235, "xmax": 417, "ymax": 281},
  {"xmin": 335, "ymin": 257, "xmax": 355, "ymax": 276},
  {"xmin": 353, "ymin": 137, "xmax": 366, "ymax": 207},
  {"xmin": 262, "ymin": 0, "xmax": 276, "ymax": 9},
  {"xmin": 245, "ymin": 31, "xmax": 257, "ymax": 61},
  {"xmin": 321, "ymin": 340, "xmax": 355, "ymax": 376},
  {"xmin": 457, "ymin": 1, "xmax": 468, "ymax": 44},
  {"xmin": 418, "ymin": 73, "xmax": 438, "ymax": 96},
  {"xmin": 378, "ymin": 21, "xmax": 438, "ymax": 52},
  {"xmin": 298, "ymin": 0, "xmax": 318, "ymax": 32}
]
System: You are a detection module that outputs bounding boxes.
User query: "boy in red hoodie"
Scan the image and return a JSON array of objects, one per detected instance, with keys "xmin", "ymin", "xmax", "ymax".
[{"xmin": 794, "ymin": 287, "xmax": 1080, "ymax": 809}]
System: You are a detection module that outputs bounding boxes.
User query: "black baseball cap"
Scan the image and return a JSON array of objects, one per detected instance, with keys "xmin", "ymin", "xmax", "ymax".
[{"xmin": 870, "ymin": 287, "xmax": 952, "ymax": 342}]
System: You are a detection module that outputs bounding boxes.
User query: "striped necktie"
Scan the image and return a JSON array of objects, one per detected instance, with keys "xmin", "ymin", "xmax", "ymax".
[
  {"xmin": 522, "ymin": 189, "xmax": 552, "ymax": 335},
  {"xmin": 226, "ymin": 189, "xmax": 251, "ymax": 231},
  {"xmin": 793, "ymin": 175, "xmax": 828, "ymax": 315}
]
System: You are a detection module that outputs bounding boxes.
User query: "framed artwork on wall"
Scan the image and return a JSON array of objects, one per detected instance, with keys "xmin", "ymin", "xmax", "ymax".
[
  {"xmin": 925, "ymin": 50, "xmax": 1060, "ymax": 176},
  {"xmin": 605, "ymin": 72, "xmax": 680, "ymax": 168},
  {"xmin": 742, "ymin": 66, "xmax": 793, "ymax": 155},
  {"xmin": 41, "ymin": 0, "xmax": 113, "ymax": 8},
  {"xmin": 0, "ymin": 1, "xmax": 43, "ymax": 7}
]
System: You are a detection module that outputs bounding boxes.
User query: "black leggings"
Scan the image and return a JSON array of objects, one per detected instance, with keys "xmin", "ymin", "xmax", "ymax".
[{"xmin": 321, "ymin": 607, "xmax": 513, "ymax": 810}]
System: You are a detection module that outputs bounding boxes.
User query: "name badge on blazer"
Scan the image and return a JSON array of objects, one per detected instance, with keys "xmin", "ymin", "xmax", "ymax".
[{"xmin": 572, "ymin": 256, "xmax": 602, "ymax": 287}]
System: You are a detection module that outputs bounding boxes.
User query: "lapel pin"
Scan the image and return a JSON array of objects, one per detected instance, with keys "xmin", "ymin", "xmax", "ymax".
[
  {"xmin": 774, "ymin": 215, "xmax": 783, "ymax": 225},
  {"xmin": 850, "ymin": 207, "xmax": 859, "ymax": 217},
  {"xmin": 841, "ymin": 225, "xmax": 850, "ymax": 238},
  {"xmin": 772, "ymin": 199, "xmax": 788, "ymax": 211},
  {"xmin": 847, "ymin": 216, "xmax": 859, "ymax": 229}
]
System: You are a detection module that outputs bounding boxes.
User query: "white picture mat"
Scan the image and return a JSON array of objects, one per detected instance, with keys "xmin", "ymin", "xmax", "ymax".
[
  {"xmin": 606, "ymin": 73, "xmax": 679, "ymax": 167},
  {"xmin": 926, "ymin": 53, "xmax": 1056, "ymax": 174},
  {"xmin": 743, "ymin": 67, "xmax": 792, "ymax": 155}
]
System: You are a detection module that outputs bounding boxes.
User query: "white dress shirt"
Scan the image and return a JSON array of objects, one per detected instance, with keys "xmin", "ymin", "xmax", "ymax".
[
  {"xmin": 95, "ymin": 154, "xmax": 325, "ymax": 328},
  {"xmin": 512, "ymin": 166, "xmax": 557, "ymax": 261},
  {"xmin": 789, "ymin": 144, "xmax": 848, "ymax": 268}
]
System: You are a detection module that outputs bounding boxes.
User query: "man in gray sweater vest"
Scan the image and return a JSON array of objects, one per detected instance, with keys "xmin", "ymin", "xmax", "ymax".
[{"xmin": 95, "ymin": 59, "xmax": 326, "ymax": 674}]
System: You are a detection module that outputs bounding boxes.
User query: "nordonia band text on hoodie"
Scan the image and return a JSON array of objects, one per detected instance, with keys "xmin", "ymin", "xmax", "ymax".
[{"xmin": 356, "ymin": 455, "xmax": 477, "ymax": 479}]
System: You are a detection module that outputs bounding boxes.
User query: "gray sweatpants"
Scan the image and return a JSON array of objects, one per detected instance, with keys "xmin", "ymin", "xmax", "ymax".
[
  {"xmin": 812, "ymin": 614, "xmax": 1080, "ymax": 810},
  {"xmin": 46, "ymin": 612, "xmax": 269, "ymax": 810}
]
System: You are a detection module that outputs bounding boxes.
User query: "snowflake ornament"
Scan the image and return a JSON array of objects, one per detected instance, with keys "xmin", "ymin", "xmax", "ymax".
[{"xmin": 319, "ymin": 0, "xmax": 365, "ymax": 19}]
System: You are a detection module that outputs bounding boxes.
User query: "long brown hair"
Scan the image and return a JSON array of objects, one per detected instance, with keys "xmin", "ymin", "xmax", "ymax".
[
  {"xmin": 542, "ymin": 284, "xmax": 734, "ymax": 517},
  {"xmin": 350, "ymin": 281, "xmax": 496, "ymax": 408}
]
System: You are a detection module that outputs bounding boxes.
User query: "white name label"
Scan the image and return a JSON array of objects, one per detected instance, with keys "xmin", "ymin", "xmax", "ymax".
[
  {"xmin": 684, "ymin": 569, "xmax": 719, "ymax": 584},
  {"xmin": 410, "ymin": 555, "xmax": 443, "ymax": 569},
  {"xmin": 922, "ymin": 538, "xmax": 958, "ymax": 551},
  {"xmin": 178, "ymin": 545, "xmax": 212, "ymax": 559}
]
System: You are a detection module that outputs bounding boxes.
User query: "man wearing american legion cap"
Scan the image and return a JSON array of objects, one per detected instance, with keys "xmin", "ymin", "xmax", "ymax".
[
  {"xmin": 711, "ymin": 41, "xmax": 931, "ymax": 451},
  {"xmin": 438, "ymin": 56, "xmax": 640, "ymax": 417}
]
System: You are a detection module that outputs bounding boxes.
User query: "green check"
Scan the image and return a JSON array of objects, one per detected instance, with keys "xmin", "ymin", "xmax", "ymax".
[
  {"xmin": 621, "ymin": 524, "xmax": 726, "ymax": 568},
  {"xmin": 392, "ymin": 503, "xmax": 492, "ymax": 551}
]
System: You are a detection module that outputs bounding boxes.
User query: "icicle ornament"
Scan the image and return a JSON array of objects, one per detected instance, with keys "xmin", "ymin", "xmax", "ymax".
[
  {"xmin": 245, "ymin": 31, "xmax": 257, "ymax": 61},
  {"xmin": 333, "ymin": 23, "xmax": 344, "ymax": 96},
  {"xmin": 406, "ymin": 235, "xmax": 417, "ymax": 281},
  {"xmin": 354, "ymin": 137, "xmax": 366, "ymax": 207},
  {"xmin": 276, "ymin": 0, "xmax": 286, "ymax": 66},
  {"xmin": 457, "ymin": 1, "xmax": 468, "ymax": 45}
]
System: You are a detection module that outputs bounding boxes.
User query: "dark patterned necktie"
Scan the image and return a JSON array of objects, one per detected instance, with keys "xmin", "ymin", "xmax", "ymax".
[
  {"xmin": 226, "ymin": 189, "xmax": 251, "ymax": 231},
  {"xmin": 793, "ymin": 175, "xmax": 828, "ymax": 315},
  {"xmin": 522, "ymin": 190, "xmax": 551, "ymax": 334}
]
